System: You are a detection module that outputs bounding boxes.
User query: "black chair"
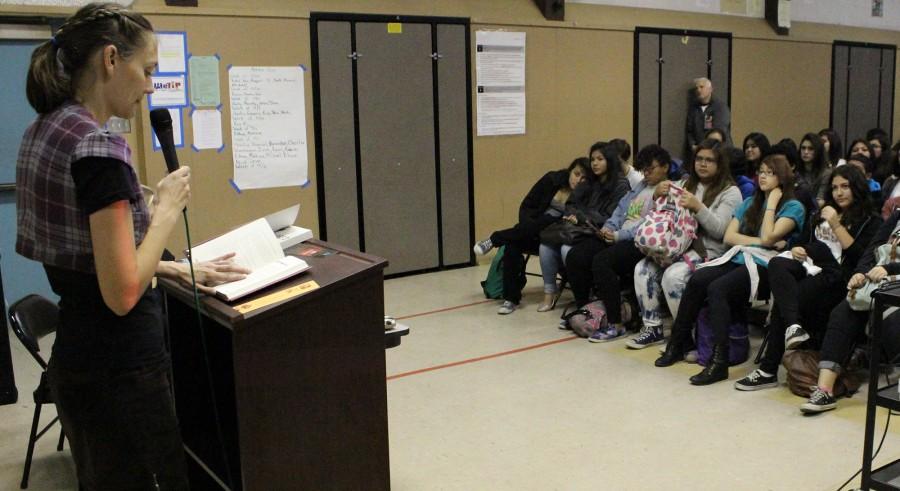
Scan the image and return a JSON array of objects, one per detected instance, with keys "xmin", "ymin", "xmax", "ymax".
[{"xmin": 8, "ymin": 294, "xmax": 65, "ymax": 489}]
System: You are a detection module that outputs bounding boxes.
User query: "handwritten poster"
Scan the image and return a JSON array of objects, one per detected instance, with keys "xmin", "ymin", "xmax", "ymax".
[
  {"xmin": 228, "ymin": 66, "xmax": 307, "ymax": 189},
  {"xmin": 475, "ymin": 31, "xmax": 526, "ymax": 136}
]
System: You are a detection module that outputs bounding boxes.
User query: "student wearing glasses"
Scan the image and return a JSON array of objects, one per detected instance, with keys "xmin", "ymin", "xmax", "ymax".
[{"xmin": 655, "ymin": 155, "xmax": 805, "ymax": 385}]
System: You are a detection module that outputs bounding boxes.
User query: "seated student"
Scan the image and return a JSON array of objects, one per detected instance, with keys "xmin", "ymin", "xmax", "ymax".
[
  {"xmin": 567, "ymin": 144, "xmax": 678, "ymax": 342},
  {"xmin": 655, "ymin": 155, "xmax": 806, "ymax": 385},
  {"xmin": 880, "ymin": 142, "xmax": 900, "ymax": 217},
  {"xmin": 802, "ymin": 208, "xmax": 900, "ymax": 413},
  {"xmin": 847, "ymin": 153, "xmax": 882, "ymax": 201},
  {"xmin": 771, "ymin": 140, "xmax": 818, "ymax": 216},
  {"xmin": 847, "ymin": 138, "xmax": 874, "ymax": 161},
  {"xmin": 868, "ymin": 130, "xmax": 893, "ymax": 185},
  {"xmin": 610, "ymin": 138, "xmax": 642, "ymax": 189},
  {"xmin": 735, "ymin": 165, "xmax": 881, "ymax": 390},
  {"xmin": 797, "ymin": 133, "xmax": 831, "ymax": 204},
  {"xmin": 538, "ymin": 143, "xmax": 630, "ymax": 315},
  {"xmin": 474, "ymin": 157, "xmax": 591, "ymax": 314},
  {"xmin": 726, "ymin": 146, "xmax": 756, "ymax": 199},
  {"xmin": 819, "ymin": 128, "xmax": 846, "ymax": 168},
  {"xmin": 628, "ymin": 139, "xmax": 742, "ymax": 348},
  {"xmin": 705, "ymin": 128, "xmax": 727, "ymax": 145},
  {"xmin": 743, "ymin": 132, "xmax": 772, "ymax": 182}
]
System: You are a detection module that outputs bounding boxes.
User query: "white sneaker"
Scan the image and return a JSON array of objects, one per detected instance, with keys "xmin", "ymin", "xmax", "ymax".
[
  {"xmin": 473, "ymin": 239, "xmax": 493, "ymax": 256},
  {"xmin": 785, "ymin": 324, "xmax": 810, "ymax": 350},
  {"xmin": 497, "ymin": 300, "xmax": 517, "ymax": 315}
]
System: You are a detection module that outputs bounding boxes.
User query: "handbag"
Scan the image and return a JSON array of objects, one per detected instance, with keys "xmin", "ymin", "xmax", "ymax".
[
  {"xmin": 847, "ymin": 242, "xmax": 900, "ymax": 311},
  {"xmin": 539, "ymin": 221, "xmax": 596, "ymax": 247},
  {"xmin": 782, "ymin": 350, "xmax": 860, "ymax": 398}
]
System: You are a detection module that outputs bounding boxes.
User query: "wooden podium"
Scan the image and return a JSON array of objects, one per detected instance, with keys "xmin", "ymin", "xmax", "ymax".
[{"xmin": 159, "ymin": 240, "xmax": 389, "ymax": 490}]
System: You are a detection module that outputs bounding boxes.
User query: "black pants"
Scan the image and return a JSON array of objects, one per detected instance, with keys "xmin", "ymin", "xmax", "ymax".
[
  {"xmin": 491, "ymin": 215, "xmax": 556, "ymax": 304},
  {"xmin": 48, "ymin": 358, "xmax": 189, "ymax": 491},
  {"xmin": 591, "ymin": 240, "xmax": 646, "ymax": 324},
  {"xmin": 672, "ymin": 261, "xmax": 769, "ymax": 346},
  {"xmin": 760, "ymin": 257, "xmax": 844, "ymax": 373},
  {"xmin": 564, "ymin": 237, "xmax": 607, "ymax": 306}
]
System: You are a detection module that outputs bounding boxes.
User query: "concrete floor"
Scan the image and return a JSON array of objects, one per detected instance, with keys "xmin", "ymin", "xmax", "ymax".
[{"xmin": 1, "ymin": 263, "xmax": 898, "ymax": 490}]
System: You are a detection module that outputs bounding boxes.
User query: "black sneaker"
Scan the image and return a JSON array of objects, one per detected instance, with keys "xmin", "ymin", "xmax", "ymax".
[
  {"xmin": 734, "ymin": 369, "xmax": 779, "ymax": 391},
  {"xmin": 800, "ymin": 386, "xmax": 837, "ymax": 414},
  {"xmin": 784, "ymin": 324, "xmax": 810, "ymax": 350}
]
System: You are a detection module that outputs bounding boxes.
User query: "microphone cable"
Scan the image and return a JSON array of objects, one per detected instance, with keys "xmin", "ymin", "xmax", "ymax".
[{"xmin": 181, "ymin": 208, "xmax": 235, "ymax": 490}]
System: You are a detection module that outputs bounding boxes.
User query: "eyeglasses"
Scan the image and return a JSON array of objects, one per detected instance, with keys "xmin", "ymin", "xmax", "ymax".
[
  {"xmin": 694, "ymin": 156, "xmax": 717, "ymax": 165},
  {"xmin": 758, "ymin": 169, "xmax": 776, "ymax": 177}
]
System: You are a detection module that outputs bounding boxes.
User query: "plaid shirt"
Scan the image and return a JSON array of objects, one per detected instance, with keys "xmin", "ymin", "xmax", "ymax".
[{"xmin": 16, "ymin": 102, "xmax": 150, "ymax": 273}]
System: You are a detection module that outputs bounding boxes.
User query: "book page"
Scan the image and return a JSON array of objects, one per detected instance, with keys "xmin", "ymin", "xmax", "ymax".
[{"xmin": 189, "ymin": 218, "xmax": 283, "ymax": 271}]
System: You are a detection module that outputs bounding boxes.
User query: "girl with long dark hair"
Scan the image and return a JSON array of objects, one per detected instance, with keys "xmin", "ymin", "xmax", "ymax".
[
  {"xmin": 474, "ymin": 158, "xmax": 592, "ymax": 313},
  {"xmin": 735, "ymin": 165, "xmax": 881, "ymax": 390},
  {"xmin": 628, "ymin": 139, "xmax": 742, "ymax": 348},
  {"xmin": 655, "ymin": 155, "xmax": 806, "ymax": 385}
]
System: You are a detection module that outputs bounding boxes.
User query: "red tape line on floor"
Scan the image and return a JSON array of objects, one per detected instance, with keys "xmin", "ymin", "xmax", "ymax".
[
  {"xmin": 394, "ymin": 299, "xmax": 495, "ymax": 321},
  {"xmin": 386, "ymin": 335, "xmax": 579, "ymax": 380}
]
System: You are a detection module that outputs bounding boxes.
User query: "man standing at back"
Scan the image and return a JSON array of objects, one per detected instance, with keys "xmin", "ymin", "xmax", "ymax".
[{"xmin": 686, "ymin": 77, "xmax": 731, "ymax": 153}]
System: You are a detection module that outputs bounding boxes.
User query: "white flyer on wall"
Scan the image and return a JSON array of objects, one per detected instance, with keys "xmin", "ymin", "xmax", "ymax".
[
  {"xmin": 475, "ymin": 31, "xmax": 526, "ymax": 136},
  {"xmin": 229, "ymin": 66, "xmax": 308, "ymax": 189}
]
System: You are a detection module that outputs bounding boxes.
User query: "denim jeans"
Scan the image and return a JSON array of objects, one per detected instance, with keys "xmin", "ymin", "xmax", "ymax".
[
  {"xmin": 633, "ymin": 255, "xmax": 695, "ymax": 328},
  {"xmin": 539, "ymin": 243, "xmax": 572, "ymax": 293}
]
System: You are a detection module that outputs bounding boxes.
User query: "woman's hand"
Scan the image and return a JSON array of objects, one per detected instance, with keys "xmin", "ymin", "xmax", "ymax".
[
  {"xmin": 679, "ymin": 190, "xmax": 701, "ymax": 212},
  {"xmin": 654, "ymin": 180, "xmax": 671, "ymax": 198},
  {"xmin": 563, "ymin": 214, "xmax": 578, "ymax": 224},
  {"xmin": 790, "ymin": 246, "xmax": 807, "ymax": 261},
  {"xmin": 867, "ymin": 266, "xmax": 889, "ymax": 283},
  {"xmin": 820, "ymin": 205, "xmax": 839, "ymax": 226},
  {"xmin": 848, "ymin": 273, "xmax": 867, "ymax": 289},
  {"xmin": 178, "ymin": 252, "xmax": 251, "ymax": 294},
  {"xmin": 766, "ymin": 187, "xmax": 783, "ymax": 209},
  {"xmin": 155, "ymin": 166, "xmax": 191, "ymax": 219},
  {"xmin": 599, "ymin": 228, "xmax": 616, "ymax": 243}
]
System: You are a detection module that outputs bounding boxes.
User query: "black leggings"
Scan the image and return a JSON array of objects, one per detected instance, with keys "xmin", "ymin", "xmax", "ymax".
[
  {"xmin": 563, "ymin": 237, "xmax": 607, "ymax": 306},
  {"xmin": 671, "ymin": 261, "xmax": 769, "ymax": 346},
  {"xmin": 760, "ymin": 257, "xmax": 845, "ymax": 373},
  {"xmin": 490, "ymin": 215, "xmax": 557, "ymax": 304},
  {"xmin": 591, "ymin": 241, "xmax": 646, "ymax": 324}
]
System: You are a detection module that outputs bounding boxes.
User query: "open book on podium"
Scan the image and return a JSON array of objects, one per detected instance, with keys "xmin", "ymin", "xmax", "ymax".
[{"xmin": 189, "ymin": 209, "xmax": 312, "ymax": 301}]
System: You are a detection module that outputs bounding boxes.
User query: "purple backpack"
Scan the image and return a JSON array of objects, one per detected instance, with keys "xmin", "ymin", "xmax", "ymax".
[{"xmin": 695, "ymin": 307, "xmax": 750, "ymax": 366}]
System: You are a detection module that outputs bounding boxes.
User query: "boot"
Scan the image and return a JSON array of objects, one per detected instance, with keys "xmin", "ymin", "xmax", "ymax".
[
  {"xmin": 690, "ymin": 342, "xmax": 729, "ymax": 385},
  {"xmin": 655, "ymin": 325, "xmax": 689, "ymax": 367}
]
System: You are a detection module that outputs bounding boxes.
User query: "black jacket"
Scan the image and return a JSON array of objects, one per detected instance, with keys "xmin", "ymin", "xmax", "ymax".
[
  {"xmin": 519, "ymin": 170, "xmax": 569, "ymax": 224},
  {"xmin": 855, "ymin": 210, "xmax": 900, "ymax": 276},
  {"xmin": 798, "ymin": 211, "xmax": 882, "ymax": 284},
  {"xmin": 567, "ymin": 176, "xmax": 631, "ymax": 227},
  {"xmin": 686, "ymin": 96, "xmax": 732, "ymax": 147}
]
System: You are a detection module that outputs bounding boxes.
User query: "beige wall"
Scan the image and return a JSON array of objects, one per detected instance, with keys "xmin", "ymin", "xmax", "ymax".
[{"xmin": 2, "ymin": 0, "xmax": 899, "ymax": 259}]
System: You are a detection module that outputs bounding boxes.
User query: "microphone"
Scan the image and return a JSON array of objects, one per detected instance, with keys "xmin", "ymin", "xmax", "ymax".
[{"xmin": 149, "ymin": 108, "xmax": 180, "ymax": 173}]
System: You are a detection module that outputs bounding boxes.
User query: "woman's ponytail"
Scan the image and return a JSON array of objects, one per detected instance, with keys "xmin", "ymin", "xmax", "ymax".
[{"xmin": 26, "ymin": 40, "xmax": 72, "ymax": 114}]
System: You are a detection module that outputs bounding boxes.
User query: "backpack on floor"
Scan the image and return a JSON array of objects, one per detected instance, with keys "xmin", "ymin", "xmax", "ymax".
[
  {"xmin": 782, "ymin": 349, "xmax": 860, "ymax": 398},
  {"xmin": 695, "ymin": 307, "xmax": 750, "ymax": 366},
  {"xmin": 480, "ymin": 246, "xmax": 506, "ymax": 299},
  {"xmin": 561, "ymin": 300, "xmax": 609, "ymax": 338},
  {"xmin": 634, "ymin": 191, "xmax": 698, "ymax": 267}
]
